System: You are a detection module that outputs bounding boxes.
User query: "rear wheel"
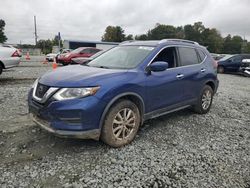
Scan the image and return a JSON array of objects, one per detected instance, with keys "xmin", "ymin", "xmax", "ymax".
[
  {"xmin": 101, "ymin": 100, "xmax": 140, "ymax": 147},
  {"xmin": 193, "ymin": 85, "xmax": 213, "ymax": 114},
  {"xmin": 217, "ymin": 66, "xmax": 224, "ymax": 73}
]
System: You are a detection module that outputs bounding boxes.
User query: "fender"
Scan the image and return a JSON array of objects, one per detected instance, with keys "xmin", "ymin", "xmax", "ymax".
[{"xmin": 98, "ymin": 92, "xmax": 145, "ymax": 130}]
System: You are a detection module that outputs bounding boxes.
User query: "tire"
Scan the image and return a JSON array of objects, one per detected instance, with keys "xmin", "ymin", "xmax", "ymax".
[
  {"xmin": 101, "ymin": 100, "xmax": 140, "ymax": 147},
  {"xmin": 62, "ymin": 62, "xmax": 68, "ymax": 66},
  {"xmin": 217, "ymin": 66, "xmax": 224, "ymax": 73},
  {"xmin": 193, "ymin": 85, "xmax": 214, "ymax": 114},
  {"xmin": 0, "ymin": 64, "xmax": 3, "ymax": 75}
]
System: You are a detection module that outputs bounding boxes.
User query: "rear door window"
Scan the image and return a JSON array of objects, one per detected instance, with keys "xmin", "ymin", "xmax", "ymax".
[{"xmin": 178, "ymin": 47, "xmax": 199, "ymax": 66}]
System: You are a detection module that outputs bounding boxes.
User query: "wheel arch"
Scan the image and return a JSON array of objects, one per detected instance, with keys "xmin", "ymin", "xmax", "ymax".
[
  {"xmin": 99, "ymin": 92, "xmax": 145, "ymax": 130},
  {"xmin": 205, "ymin": 80, "xmax": 215, "ymax": 92}
]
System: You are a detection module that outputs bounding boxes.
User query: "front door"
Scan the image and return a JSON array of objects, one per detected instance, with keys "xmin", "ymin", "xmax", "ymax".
[{"xmin": 145, "ymin": 47, "xmax": 185, "ymax": 113}]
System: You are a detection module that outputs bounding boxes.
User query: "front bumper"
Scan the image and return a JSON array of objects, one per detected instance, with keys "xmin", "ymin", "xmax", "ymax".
[
  {"xmin": 30, "ymin": 113, "xmax": 100, "ymax": 140},
  {"xmin": 28, "ymin": 89, "xmax": 107, "ymax": 140},
  {"xmin": 57, "ymin": 58, "xmax": 71, "ymax": 64}
]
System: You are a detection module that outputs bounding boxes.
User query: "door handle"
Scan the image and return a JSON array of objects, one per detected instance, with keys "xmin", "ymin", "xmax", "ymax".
[
  {"xmin": 201, "ymin": 68, "xmax": 206, "ymax": 73},
  {"xmin": 176, "ymin": 74, "xmax": 184, "ymax": 79}
]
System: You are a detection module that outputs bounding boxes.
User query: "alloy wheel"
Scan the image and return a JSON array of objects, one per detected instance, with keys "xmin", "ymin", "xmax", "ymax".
[
  {"xmin": 201, "ymin": 90, "xmax": 212, "ymax": 110},
  {"xmin": 112, "ymin": 108, "xmax": 136, "ymax": 140}
]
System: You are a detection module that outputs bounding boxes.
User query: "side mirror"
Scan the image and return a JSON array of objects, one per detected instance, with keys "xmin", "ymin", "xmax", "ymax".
[{"xmin": 148, "ymin": 61, "xmax": 169, "ymax": 72}]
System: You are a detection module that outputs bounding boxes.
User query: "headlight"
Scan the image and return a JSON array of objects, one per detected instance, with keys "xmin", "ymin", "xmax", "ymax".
[{"xmin": 53, "ymin": 87, "xmax": 100, "ymax": 101}]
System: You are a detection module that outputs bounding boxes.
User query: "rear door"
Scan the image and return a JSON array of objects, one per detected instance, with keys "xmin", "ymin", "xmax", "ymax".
[{"xmin": 176, "ymin": 46, "xmax": 205, "ymax": 101}]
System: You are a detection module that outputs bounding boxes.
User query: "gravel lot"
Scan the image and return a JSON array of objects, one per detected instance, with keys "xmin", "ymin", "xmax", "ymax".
[{"xmin": 0, "ymin": 57, "xmax": 249, "ymax": 188}]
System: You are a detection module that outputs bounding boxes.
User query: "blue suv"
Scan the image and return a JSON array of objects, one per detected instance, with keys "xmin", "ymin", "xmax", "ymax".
[
  {"xmin": 217, "ymin": 54, "xmax": 250, "ymax": 73},
  {"xmin": 28, "ymin": 39, "xmax": 219, "ymax": 147}
]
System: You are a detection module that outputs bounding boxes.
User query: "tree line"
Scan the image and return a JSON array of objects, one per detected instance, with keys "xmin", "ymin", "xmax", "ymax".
[
  {"xmin": 1, "ymin": 18, "xmax": 249, "ymax": 54},
  {"xmin": 102, "ymin": 22, "xmax": 250, "ymax": 54}
]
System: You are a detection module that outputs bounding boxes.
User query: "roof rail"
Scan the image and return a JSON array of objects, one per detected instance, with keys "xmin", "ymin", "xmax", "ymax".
[{"xmin": 159, "ymin": 39, "xmax": 199, "ymax": 45}]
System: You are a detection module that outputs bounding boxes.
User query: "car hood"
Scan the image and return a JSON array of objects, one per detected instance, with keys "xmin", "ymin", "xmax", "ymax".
[{"xmin": 39, "ymin": 65, "xmax": 128, "ymax": 87}]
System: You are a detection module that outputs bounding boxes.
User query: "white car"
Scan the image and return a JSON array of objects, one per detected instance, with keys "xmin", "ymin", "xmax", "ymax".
[
  {"xmin": 1, "ymin": 44, "xmax": 22, "ymax": 57},
  {"xmin": 46, "ymin": 53, "xmax": 57, "ymax": 62},
  {"xmin": 46, "ymin": 49, "xmax": 72, "ymax": 62},
  {"xmin": 0, "ymin": 46, "xmax": 20, "ymax": 75}
]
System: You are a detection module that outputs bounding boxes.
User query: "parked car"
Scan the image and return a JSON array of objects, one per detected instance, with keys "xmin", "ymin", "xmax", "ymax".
[
  {"xmin": 28, "ymin": 39, "xmax": 219, "ymax": 147},
  {"xmin": 46, "ymin": 49, "xmax": 72, "ymax": 62},
  {"xmin": 0, "ymin": 46, "xmax": 20, "ymax": 75},
  {"xmin": 211, "ymin": 53, "xmax": 224, "ymax": 61},
  {"xmin": 217, "ymin": 54, "xmax": 250, "ymax": 73},
  {"xmin": 57, "ymin": 47, "xmax": 101, "ymax": 65},
  {"xmin": 46, "ymin": 53, "xmax": 57, "ymax": 62},
  {"xmin": 55, "ymin": 49, "xmax": 72, "ymax": 63},
  {"xmin": 71, "ymin": 50, "xmax": 104, "ymax": 64},
  {"xmin": 239, "ymin": 59, "xmax": 250, "ymax": 77},
  {"xmin": 0, "ymin": 44, "xmax": 22, "ymax": 57}
]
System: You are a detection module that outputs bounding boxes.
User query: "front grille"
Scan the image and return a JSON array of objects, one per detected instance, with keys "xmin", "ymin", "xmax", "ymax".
[{"xmin": 35, "ymin": 83, "xmax": 50, "ymax": 98}]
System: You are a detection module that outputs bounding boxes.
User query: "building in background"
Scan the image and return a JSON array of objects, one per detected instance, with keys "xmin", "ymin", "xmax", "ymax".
[{"xmin": 63, "ymin": 40, "xmax": 118, "ymax": 50}]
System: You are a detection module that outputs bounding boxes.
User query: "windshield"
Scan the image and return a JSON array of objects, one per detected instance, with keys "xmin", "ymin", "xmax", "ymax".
[
  {"xmin": 87, "ymin": 46, "xmax": 154, "ymax": 69},
  {"xmin": 91, "ymin": 50, "xmax": 105, "ymax": 59},
  {"xmin": 219, "ymin": 54, "xmax": 234, "ymax": 61}
]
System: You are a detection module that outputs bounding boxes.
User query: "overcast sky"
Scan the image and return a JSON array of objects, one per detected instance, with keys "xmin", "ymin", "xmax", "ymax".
[{"xmin": 1, "ymin": 0, "xmax": 250, "ymax": 44}]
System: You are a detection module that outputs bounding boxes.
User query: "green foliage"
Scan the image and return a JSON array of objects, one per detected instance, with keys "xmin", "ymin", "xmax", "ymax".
[
  {"xmin": 0, "ymin": 19, "xmax": 7, "ymax": 43},
  {"xmin": 135, "ymin": 34, "xmax": 148, "ymax": 40},
  {"xmin": 36, "ymin": 39, "xmax": 54, "ymax": 54},
  {"xmin": 202, "ymin": 28, "xmax": 223, "ymax": 53},
  {"xmin": 108, "ymin": 22, "xmax": 249, "ymax": 54},
  {"xmin": 147, "ymin": 24, "xmax": 180, "ymax": 40},
  {"xmin": 102, "ymin": 26, "xmax": 126, "ymax": 42},
  {"xmin": 125, "ymin": 34, "xmax": 134, "ymax": 41}
]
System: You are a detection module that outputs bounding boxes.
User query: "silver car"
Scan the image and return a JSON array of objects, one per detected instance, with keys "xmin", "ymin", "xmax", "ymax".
[{"xmin": 0, "ymin": 46, "xmax": 20, "ymax": 75}]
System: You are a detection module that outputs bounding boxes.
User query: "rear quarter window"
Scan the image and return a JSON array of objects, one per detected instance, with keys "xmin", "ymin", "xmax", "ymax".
[
  {"xmin": 197, "ymin": 49, "xmax": 206, "ymax": 63},
  {"xmin": 178, "ymin": 47, "xmax": 199, "ymax": 66}
]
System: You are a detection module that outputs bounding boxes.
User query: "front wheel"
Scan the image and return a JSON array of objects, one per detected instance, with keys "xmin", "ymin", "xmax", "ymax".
[
  {"xmin": 193, "ymin": 85, "xmax": 213, "ymax": 114},
  {"xmin": 101, "ymin": 100, "xmax": 140, "ymax": 147}
]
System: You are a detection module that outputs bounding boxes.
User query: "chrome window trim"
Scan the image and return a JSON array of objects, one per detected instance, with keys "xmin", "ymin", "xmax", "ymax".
[
  {"xmin": 32, "ymin": 81, "xmax": 58, "ymax": 103},
  {"xmin": 146, "ymin": 45, "xmax": 207, "ymax": 71}
]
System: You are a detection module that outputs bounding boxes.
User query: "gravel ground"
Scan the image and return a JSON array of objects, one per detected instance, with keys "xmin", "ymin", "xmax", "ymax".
[{"xmin": 0, "ymin": 58, "xmax": 249, "ymax": 188}]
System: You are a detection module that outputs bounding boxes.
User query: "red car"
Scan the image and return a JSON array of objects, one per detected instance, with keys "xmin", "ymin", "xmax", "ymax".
[{"xmin": 57, "ymin": 47, "xmax": 101, "ymax": 65}]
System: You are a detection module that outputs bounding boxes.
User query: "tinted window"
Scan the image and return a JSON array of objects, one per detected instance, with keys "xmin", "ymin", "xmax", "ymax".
[
  {"xmin": 197, "ymin": 49, "xmax": 206, "ymax": 62},
  {"xmin": 178, "ymin": 47, "xmax": 199, "ymax": 66},
  {"xmin": 230, "ymin": 56, "xmax": 242, "ymax": 62}
]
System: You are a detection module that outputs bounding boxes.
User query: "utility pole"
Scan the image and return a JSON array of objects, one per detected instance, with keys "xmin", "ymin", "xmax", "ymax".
[
  {"xmin": 34, "ymin": 16, "xmax": 38, "ymax": 46},
  {"xmin": 58, "ymin": 32, "xmax": 61, "ymax": 52}
]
